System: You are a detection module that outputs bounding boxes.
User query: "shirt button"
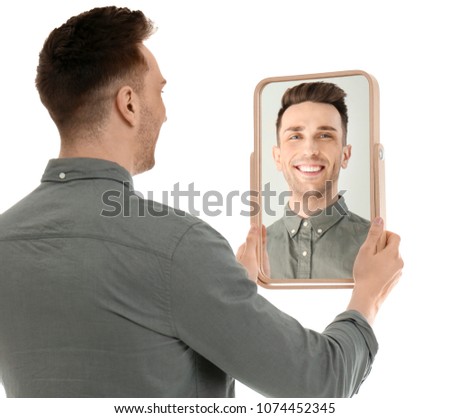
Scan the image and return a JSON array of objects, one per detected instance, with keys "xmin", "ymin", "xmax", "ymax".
[
  {"xmin": 302, "ymin": 251, "xmax": 307, "ymax": 257},
  {"xmin": 59, "ymin": 172, "xmax": 66, "ymax": 179},
  {"xmin": 291, "ymin": 229, "xmax": 296, "ymax": 234},
  {"xmin": 318, "ymin": 228, "xmax": 323, "ymax": 234},
  {"xmin": 303, "ymin": 221, "xmax": 308, "ymax": 227}
]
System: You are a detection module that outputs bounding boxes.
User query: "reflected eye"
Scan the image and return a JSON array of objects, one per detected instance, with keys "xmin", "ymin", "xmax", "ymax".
[
  {"xmin": 318, "ymin": 133, "xmax": 333, "ymax": 140},
  {"xmin": 288, "ymin": 134, "xmax": 301, "ymax": 140}
]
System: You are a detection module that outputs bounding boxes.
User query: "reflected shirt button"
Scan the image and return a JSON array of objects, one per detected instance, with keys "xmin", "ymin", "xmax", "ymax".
[
  {"xmin": 302, "ymin": 251, "xmax": 307, "ymax": 257},
  {"xmin": 318, "ymin": 228, "xmax": 323, "ymax": 234},
  {"xmin": 291, "ymin": 229, "xmax": 296, "ymax": 234},
  {"xmin": 303, "ymin": 221, "xmax": 308, "ymax": 227},
  {"xmin": 59, "ymin": 172, "xmax": 66, "ymax": 179}
]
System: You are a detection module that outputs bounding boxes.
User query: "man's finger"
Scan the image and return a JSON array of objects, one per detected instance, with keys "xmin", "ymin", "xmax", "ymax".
[
  {"xmin": 245, "ymin": 224, "xmax": 259, "ymax": 247},
  {"xmin": 236, "ymin": 243, "xmax": 246, "ymax": 260},
  {"xmin": 385, "ymin": 231, "xmax": 401, "ymax": 250},
  {"xmin": 362, "ymin": 217, "xmax": 385, "ymax": 254}
]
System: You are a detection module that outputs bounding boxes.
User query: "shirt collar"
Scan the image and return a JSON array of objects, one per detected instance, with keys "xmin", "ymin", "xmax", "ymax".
[
  {"xmin": 41, "ymin": 158, "xmax": 134, "ymax": 188},
  {"xmin": 282, "ymin": 195, "xmax": 349, "ymax": 238}
]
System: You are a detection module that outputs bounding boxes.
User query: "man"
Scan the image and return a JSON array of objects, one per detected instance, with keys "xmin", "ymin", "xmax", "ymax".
[
  {"xmin": 0, "ymin": 6, "xmax": 403, "ymax": 397},
  {"xmin": 267, "ymin": 82, "xmax": 370, "ymax": 279}
]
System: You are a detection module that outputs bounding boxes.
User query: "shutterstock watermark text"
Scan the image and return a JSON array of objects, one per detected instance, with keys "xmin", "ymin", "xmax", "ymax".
[{"xmin": 100, "ymin": 181, "xmax": 347, "ymax": 218}]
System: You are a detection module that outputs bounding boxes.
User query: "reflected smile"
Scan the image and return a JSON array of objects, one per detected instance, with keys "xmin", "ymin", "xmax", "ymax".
[{"xmin": 294, "ymin": 164, "xmax": 325, "ymax": 176}]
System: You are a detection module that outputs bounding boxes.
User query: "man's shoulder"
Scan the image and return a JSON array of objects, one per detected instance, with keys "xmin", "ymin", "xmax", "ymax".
[
  {"xmin": 266, "ymin": 216, "xmax": 285, "ymax": 236},
  {"xmin": 345, "ymin": 210, "xmax": 371, "ymax": 228},
  {"xmin": 0, "ymin": 190, "xmax": 213, "ymax": 260},
  {"xmin": 139, "ymin": 199, "xmax": 200, "ymax": 225},
  {"xmin": 113, "ymin": 197, "xmax": 213, "ymax": 251},
  {"xmin": 341, "ymin": 210, "xmax": 371, "ymax": 243},
  {"xmin": 0, "ymin": 185, "xmax": 43, "ymax": 235},
  {"xmin": 266, "ymin": 217, "xmax": 290, "ymax": 253}
]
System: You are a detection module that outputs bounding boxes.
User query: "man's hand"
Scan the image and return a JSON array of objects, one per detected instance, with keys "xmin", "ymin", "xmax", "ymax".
[
  {"xmin": 236, "ymin": 224, "xmax": 270, "ymax": 282},
  {"xmin": 348, "ymin": 217, "xmax": 404, "ymax": 325}
]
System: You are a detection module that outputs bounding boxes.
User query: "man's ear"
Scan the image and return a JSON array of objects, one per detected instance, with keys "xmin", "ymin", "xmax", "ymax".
[
  {"xmin": 116, "ymin": 86, "xmax": 138, "ymax": 126},
  {"xmin": 341, "ymin": 144, "xmax": 352, "ymax": 169},
  {"xmin": 272, "ymin": 145, "xmax": 282, "ymax": 171}
]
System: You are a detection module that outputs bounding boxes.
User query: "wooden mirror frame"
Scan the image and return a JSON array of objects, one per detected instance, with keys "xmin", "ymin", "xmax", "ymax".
[{"xmin": 250, "ymin": 70, "xmax": 383, "ymax": 289}]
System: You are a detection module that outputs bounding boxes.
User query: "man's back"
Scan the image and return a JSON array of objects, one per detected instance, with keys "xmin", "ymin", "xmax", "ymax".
[{"xmin": 0, "ymin": 158, "xmax": 233, "ymax": 397}]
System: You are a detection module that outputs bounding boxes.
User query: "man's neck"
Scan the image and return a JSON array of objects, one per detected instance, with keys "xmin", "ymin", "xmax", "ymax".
[
  {"xmin": 59, "ymin": 138, "xmax": 134, "ymax": 175},
  {"xmin": 288, "ymin": 191, "xmax": 340, "ymax": 218}
]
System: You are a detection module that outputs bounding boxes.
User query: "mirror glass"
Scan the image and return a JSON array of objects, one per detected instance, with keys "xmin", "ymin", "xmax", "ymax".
[{"xmin": 253, "ymin": 71, "xmax": 382, "ymax": 288}]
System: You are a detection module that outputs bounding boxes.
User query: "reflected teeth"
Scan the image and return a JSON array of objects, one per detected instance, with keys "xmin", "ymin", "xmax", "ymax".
[{"xmin": 298, "ymin": 165, "xmax": 322, "ymax": 172}]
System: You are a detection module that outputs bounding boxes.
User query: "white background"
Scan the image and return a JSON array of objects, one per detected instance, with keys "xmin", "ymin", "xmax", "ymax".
[{"xmin": 1, "ymin": 1, "xmax": 448, "ymax": 416}]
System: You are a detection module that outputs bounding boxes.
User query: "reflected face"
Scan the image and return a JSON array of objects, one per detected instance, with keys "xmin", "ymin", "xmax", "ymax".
[
  {"xmin": 133, "ymin": 45, "xmax": 167, "ymax": 174},
  {"xmin": 273, "ymin": 101, "xmax": 351, "ymax": 198}
]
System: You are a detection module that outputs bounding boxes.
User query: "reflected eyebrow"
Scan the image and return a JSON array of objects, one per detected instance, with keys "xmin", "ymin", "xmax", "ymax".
[
  {"xmin": 283, "ymin": 126, "xmax": 305, "ymax": 134},
  {"xmin": 317, "ymin": 125, "xmax": 338, "ymax": 132}
]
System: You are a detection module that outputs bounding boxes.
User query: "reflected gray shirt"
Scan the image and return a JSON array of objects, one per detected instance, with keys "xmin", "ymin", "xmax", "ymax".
[
  {"xmin": 0, "ymin": 158, "xmax": 377, "ymax": 398},
  {"xmin": 267, "ymin": 198, "xmax": 370, "ymax": 279}
]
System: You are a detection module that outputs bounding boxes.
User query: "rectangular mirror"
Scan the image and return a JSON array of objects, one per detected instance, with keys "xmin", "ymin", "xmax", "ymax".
[{"xmin": 251, "ymin": 70, "xmax": 384, "ymax": 289}]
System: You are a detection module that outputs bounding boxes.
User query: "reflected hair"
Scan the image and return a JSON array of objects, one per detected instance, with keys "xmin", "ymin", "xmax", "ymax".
[
  {"xmin": 275, "ymin": 82, "xmax": 348, "ymax": 145},
  {"xmin": 35, "ymin": 6, "xmax": 155, "ymax": 138}
]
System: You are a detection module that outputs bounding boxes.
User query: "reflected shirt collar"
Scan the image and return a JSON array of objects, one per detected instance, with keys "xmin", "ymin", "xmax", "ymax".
[
  {"xmin": 282, "ymin": 195, "xmax": 349, "ymax": 238},
  {"xmin": 41, "ymin": 158, "xmax": 134, "ymax": 189}
]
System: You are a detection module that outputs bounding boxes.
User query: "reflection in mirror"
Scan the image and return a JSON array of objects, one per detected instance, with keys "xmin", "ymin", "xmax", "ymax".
[{"xmin": 253, "ymin": 71, "xmax": 382, "ymax": 288}]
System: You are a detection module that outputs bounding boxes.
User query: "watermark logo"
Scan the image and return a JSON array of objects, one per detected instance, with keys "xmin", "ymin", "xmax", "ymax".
[{"xmin": 100, "ymin": 181, "xmax": 347, "ymax": 218}]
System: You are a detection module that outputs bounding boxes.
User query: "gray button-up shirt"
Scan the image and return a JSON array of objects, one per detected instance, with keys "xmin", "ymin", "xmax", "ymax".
[
  {"xmin": 267, "ymin": 198, "xmax": 370, "ymax": 279},
  {"xmin": 0, "ymin": 158, "xmax": 377, "ymax": 398}
]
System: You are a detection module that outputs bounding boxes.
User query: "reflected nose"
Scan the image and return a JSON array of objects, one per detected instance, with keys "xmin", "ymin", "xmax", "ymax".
[{"xmin": 302, "ymin": 138, "xmax": 319, "ymax": 157}]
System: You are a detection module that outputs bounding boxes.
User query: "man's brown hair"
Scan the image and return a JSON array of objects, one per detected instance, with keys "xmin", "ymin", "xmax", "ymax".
[
  {"xmin": 275, "ymin": 82, "xmax": 349, "ymax": 145},
  {"xmin": 35, "ymin": 6, "xmax": 154, "ymax": 138}
]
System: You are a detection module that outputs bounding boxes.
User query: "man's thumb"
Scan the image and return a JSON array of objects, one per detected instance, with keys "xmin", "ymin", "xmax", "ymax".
[{"xmin": 363, "ymin": 217, "xmax": 384, "ymax": 253}]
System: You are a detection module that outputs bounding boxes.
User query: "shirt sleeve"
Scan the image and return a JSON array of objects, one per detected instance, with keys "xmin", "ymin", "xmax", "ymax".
[{"xmin": 168, "ymin": 221, "xmax": 378, "ymax": 398}]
